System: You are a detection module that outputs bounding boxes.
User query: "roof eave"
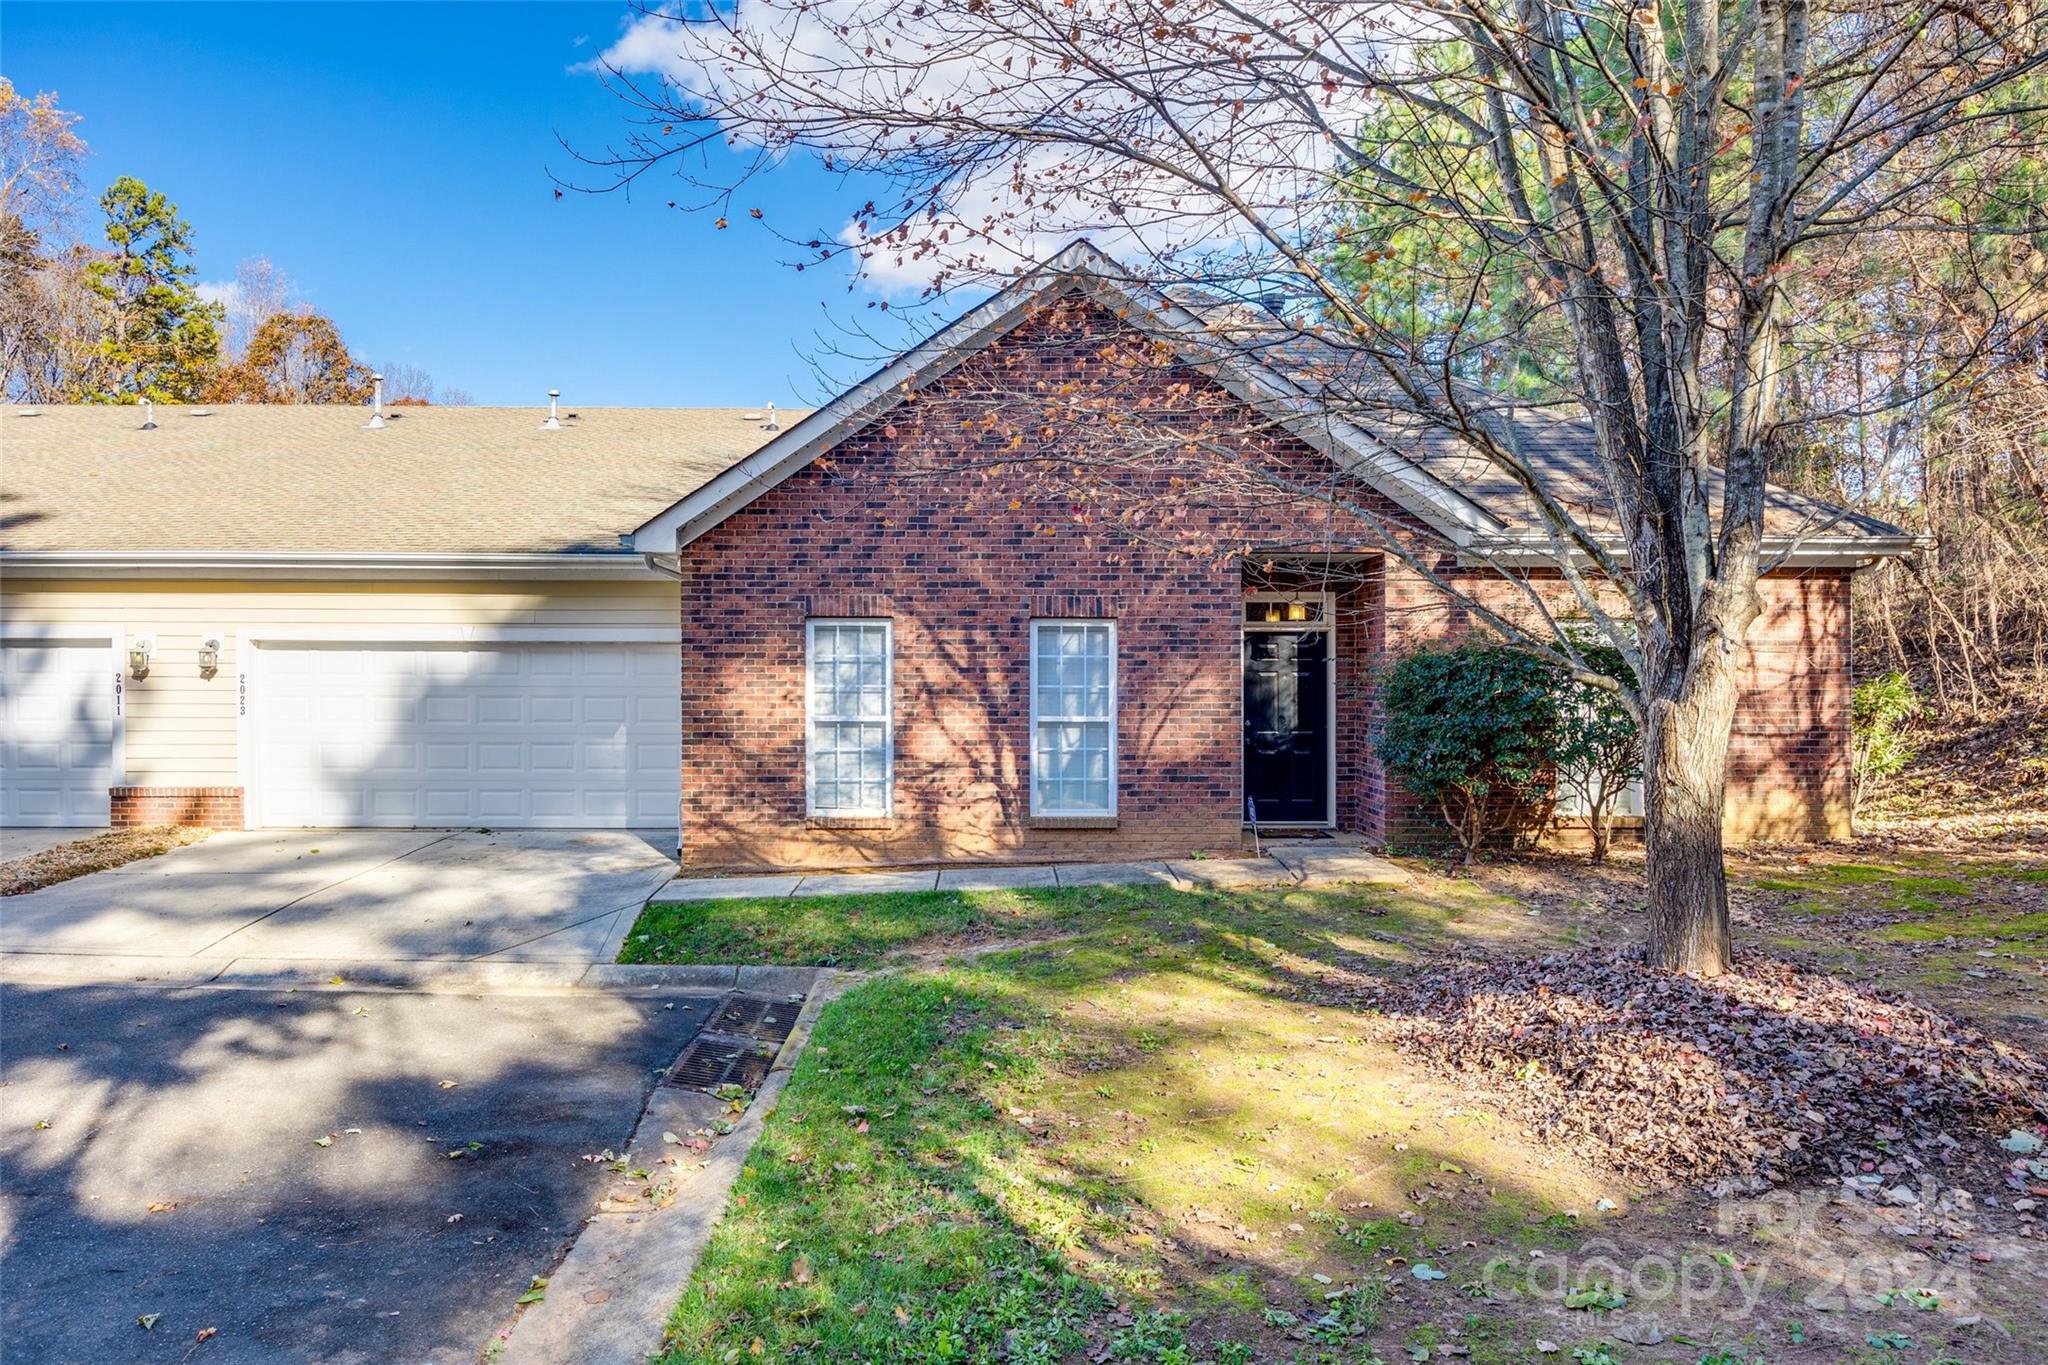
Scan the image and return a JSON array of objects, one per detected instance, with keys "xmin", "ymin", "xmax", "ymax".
[
  {"xmin": 0, "ymin": 550, "xmax": 665, "ymax": 581},
  {"xmin": 1458, "ymin": 532, "xmax": 1928, "ymax": 571}
]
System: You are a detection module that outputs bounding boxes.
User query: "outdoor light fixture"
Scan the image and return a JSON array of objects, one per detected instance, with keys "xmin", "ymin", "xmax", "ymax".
[
  {"xmin": 196, "ymin": 633, "xmax": 223, "ymax": 676},
  {"xmin": 1286, "ymin": 600, "xmax": 1309, "ymax": 622},
  {"xmin": 128, "ymin": 633, "xmax": 155, "ymax": 679},
  {"xmin": 1263, "ymin": 602, "xmax": 1284, "ymax": 623}
]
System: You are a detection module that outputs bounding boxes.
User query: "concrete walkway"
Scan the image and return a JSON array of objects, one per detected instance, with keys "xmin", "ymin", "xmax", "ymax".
[
  {"xmin": 647, "ymin": 840, "xmax": 1407, "ymax": 904},
  {"xmin": 496, "ymin": 978, "xmax": 839, "ymax": 1365}
]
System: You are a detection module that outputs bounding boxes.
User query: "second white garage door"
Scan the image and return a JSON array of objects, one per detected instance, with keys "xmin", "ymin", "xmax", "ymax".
[
  {"xmin": 251, "ymin": 642, "xmax": 679, "ymax": 829},
  {"xmin": 0, "ymin": 639, "xmax": 116, "ymax": 827}
]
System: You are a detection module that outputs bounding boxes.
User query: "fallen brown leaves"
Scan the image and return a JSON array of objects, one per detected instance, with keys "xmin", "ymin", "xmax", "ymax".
[
  {"xmin": 1375, "ymin": 948, "xmax": 2048, "ymax": 1186},
  {"xmin": 0, "ymin": 825, "xmax": 210, "ymax": 896}
]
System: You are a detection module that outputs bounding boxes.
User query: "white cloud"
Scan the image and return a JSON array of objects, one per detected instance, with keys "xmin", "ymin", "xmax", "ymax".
[
  {"xmin": 195, "ymin": 279, "xmax": 241, "ymax": 309},
  {"xmin": 591, "ymin": 0, "xmax": 1393, "ymax": 297}
]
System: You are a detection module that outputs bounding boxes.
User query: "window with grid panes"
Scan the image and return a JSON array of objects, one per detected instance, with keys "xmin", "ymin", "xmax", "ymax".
[
  {"xmin": 806, "ymin": 620, "xmax": 892, "ymax": 816},
  {"xmin": 1030, "ymin": 620, "xmax": 1115, "ymax": 815}
]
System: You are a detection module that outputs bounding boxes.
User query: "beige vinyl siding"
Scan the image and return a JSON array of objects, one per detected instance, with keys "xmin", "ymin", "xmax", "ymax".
[{"xmin": 0, "ymin": 578, "xmax": 678, "ymax": 787}]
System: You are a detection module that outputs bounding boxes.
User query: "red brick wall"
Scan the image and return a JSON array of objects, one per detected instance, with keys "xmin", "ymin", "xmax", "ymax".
[
  {"xmin": 110, "ymin": 786, "xmax": 244, "ymax": 830},
  {"xmin": 677, "ymin": 298, "xmax": 1417, "ymax": 870},
  {"xmin": 1726, "ymin": 569, "xmax": 1853, "ymax": 842},
  {"xmin": 1371, "ymin": 560, "xmax": 1855, "ymax": 848},
  {"xmin": 676, "ymin": 295, "xmax": 1855, "ymax": 869}
]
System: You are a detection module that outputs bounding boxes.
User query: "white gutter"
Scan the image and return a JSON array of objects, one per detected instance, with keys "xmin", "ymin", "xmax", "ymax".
[
  {"xmin": 640, "ymin": 552, "xmax": 684, "ymax": 580},
  {"xmin": 0, "ymin": 550, "xmax": 666, "ymax": 581}
]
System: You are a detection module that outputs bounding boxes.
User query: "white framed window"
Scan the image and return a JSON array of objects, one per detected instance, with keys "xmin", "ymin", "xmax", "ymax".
[
  {"xmin": 1030, "ymin": 619, "xmax": 1117, "ymax": 816},
  {"xmin": 806, "ymin": 619, "xmax": 893, "ymax": 817},
  {"xmin": 1556, "ymin": 769, "xmax": 1644, "ymax": 817}
]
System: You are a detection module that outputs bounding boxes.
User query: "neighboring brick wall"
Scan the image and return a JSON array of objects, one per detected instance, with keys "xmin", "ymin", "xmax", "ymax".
[
  {"xmin": 1726, "ymin": 570, "xmax": 1853, "ymax": 842},
  {"xmin": 1372, "ymin": 562, "xmax": 1855, "ymax": 849},
  {"xmin": 110, "ymin": 786, "xmax": 244, "ymax": 830},
  {"xmin": 676, "ymin": 294, "xmax": 1857, "ymax": 869}
]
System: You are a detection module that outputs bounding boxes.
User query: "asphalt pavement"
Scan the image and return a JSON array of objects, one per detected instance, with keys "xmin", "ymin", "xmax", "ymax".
[{"xmin": 1, "ymin": 978, "xmax": 722, "ymax": 1364}]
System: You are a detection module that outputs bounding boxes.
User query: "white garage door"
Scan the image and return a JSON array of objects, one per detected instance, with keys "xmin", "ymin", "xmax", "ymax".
[
  {"xmin": 1, "ymin": 640, "xmax": 116, "ymax": 827},
  {"xmin": 252, "ymin": 642, "xmax": 679, "ymax": 829}
]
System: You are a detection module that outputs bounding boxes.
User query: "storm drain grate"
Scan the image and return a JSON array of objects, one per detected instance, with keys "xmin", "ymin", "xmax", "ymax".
[
  {"xmin": 711, "ymin": 994, "xmax": 804, "ymax": 1045},
  {"xmin": 666, "ymin": 1037, "xmax": 778, "ymax": 1092}
]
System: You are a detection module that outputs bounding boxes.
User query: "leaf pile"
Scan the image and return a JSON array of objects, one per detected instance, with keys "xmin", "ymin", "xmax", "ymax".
[
  {"xmin": 1376, "ymin": 948, "xmax": 2048, "ymax": 1184},
  {"xmin": 0, "ymin": 825, "xmax": 210, "ymax": 896}
]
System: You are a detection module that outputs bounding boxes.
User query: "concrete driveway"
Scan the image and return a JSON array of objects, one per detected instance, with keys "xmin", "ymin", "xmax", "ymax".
[
  {"xmin": 0, "ymin": 829, "xmax": 678, "ymax": 965},
  {"xmin": 0, "ymin": 976, "xmax": 729, "ymax": 1363},
  {"xmin": 0, "ymin": 827, "xmax": 111, "ymax": 861}
]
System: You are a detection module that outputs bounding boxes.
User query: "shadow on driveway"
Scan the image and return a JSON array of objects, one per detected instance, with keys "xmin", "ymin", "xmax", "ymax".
[
  {"xmin": 1, "ymin": 829, "xmax": 679, "ymax": 963},
  {"xmin": 1, "ymin": 979, "xmax": 721, "ymax": 1363}
]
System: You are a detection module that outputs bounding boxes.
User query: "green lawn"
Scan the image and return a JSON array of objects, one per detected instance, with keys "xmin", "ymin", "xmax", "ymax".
[
  {"xmin": 663, "ymin": 974, "xmax": 1107, "ymax": 1362},
  {"xmin": 634, "ymin": 859, "xmax": 2048, "ymax": 1364},
  {"xmin": 1746, "ymin": 855, "xmax": 2048, "ymax": 1031},
  {"xmin": 620, "ymin": 878, "xmax": 1521, "ymax": 971},
  {"xmin": 651, "ymin": 881, "xmax": 1595, "ymax": 1364},
  {"xmin": 620, "ymin": 888, "xmax": 1080, "ymax": 968}
]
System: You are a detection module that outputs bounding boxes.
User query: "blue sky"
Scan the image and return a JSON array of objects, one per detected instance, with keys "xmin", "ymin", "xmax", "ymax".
[{"xmin": 3, "ymin": 2, "xmax": 902, "ymax": 406}]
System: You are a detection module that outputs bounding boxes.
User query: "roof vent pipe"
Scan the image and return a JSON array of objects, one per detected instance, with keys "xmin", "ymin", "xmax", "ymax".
[
  {"xmin": 364, "ymin": 373, "xmax": 386, "ymax": 429},
  {"xmin": 140, "ymin": 399, "xmax": 157, "ymax": 430},
  {"xmin": 541, "ymin": 389, "xmax": 561, "ymax": 430},
  {"xmin": 763, "ymin": 401, "xmax": 778, "ymax": 432}
]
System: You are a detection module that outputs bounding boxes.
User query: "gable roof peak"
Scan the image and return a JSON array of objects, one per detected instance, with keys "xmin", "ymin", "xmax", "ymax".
[{"xmin": 629, "ymin": 242, "xmax": 1503, "ymax": 554}]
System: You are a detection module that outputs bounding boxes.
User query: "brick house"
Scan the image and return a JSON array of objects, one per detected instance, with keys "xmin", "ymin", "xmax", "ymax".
[{"xmin": 630, "ymin": 242, "xmax": 1916, "ymax": 872}]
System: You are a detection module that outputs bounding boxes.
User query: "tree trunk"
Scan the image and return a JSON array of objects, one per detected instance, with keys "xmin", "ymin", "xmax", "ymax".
[
  {"xmin": 1588, "ymin": 807, "xmax": 1611, "ymax": 864},
  {"xmin": 1641, "ymin": 656, "xmax": 1740, "ymax": 977}
]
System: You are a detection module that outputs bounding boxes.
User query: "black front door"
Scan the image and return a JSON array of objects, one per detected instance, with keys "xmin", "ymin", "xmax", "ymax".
[{"xmin": 1243, "ymin": 630, "xmax": 1330, "ymax": 824}]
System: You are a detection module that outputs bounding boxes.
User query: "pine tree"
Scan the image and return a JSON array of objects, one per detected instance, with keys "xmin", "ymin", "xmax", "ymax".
[{"xmin": 80, "ymin": 176, "xmax": 220, "ymax": 402}]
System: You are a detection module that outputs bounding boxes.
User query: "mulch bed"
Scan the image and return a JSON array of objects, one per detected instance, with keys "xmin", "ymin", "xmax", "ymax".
[
  {"xmin": 0, "ymin": 825, "xmax": 211, "ymax": 896},
  {"xmin": 1372, "ymin": 948, "xmax": 2048, "ymax": 1186}
]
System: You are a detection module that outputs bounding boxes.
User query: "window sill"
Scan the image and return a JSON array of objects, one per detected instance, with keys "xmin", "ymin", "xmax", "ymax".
[
  {"xmin": 807, "ymin": 814, "xmax": 895, "ymax": 830},
  {"xmin": 1028, "ymin": 815, "xmax": 1119, "ymax": 830}
]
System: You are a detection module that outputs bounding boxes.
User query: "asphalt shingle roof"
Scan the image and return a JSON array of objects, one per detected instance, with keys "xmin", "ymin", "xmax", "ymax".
[
  {"xmin": 1164, "ymin": 292, "xmax": 1908, "ymax": 545},
  {"xmin": 1, "ymin": 404, "xmax": 800, "ymax": 554}
]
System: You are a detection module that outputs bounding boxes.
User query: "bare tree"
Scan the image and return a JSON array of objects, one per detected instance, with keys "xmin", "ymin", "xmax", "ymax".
[
  {"xmin": 0, "ymin": 78, "xmax": 86, "ymax": 236},
  {"xmin": 376, "ymin": 362, "xmax": 475, "ymax": 406},
  {"xmin": 582, "ymin": 0, "xmax": 2046, "ymax": 974},
  {"xmin": 0, "ymin": 79, "xmax": 90, "ymax": 402},
  {"xmin": 379, "ymin": 361, "xmax": 434, "ymax": 404},
  {"xmin": 215, "ymin": 256, "xmax": 294, "ymax": 360}
]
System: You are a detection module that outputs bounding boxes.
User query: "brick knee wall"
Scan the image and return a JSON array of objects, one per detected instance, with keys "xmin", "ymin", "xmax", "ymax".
[{"xmin": 110, "ymin": 786, "xmax": 244, "ymax": 830}]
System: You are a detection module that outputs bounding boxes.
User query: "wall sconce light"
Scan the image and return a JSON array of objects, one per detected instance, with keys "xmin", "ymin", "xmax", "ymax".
[
  {"xmin": 196, "ymin": 633, "xmax": 223, "ymax": 677},
  {"xmin": 128, "ymin": 633, "xmax": 155, "ymax": 679}
]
